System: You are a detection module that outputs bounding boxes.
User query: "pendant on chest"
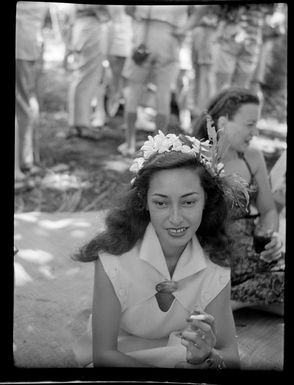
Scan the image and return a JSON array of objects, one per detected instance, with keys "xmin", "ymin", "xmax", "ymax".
[{"xmin": 155, "ymin": 280, "xmax": 178, "ymax": 312}]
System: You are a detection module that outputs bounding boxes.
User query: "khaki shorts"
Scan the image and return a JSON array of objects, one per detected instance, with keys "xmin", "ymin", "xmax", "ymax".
[
  {"xmin": 123, "ymin": 20, "xmax": 180, "ymax": 114},
  {"xmin": 122, "ymin": 20, "xmax": 179, "ymax": 86},
  {"xmin": 192, "ymin": 26, "xmax": 217, "ymax": 65},
  {"xmin": 214, "ymin": 38, "xmax": 260, "ymax": 76}
]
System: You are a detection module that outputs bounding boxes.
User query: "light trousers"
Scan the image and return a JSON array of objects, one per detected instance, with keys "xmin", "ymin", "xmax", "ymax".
[{"xmin": 68, "ymin": 16, "xmax": 106, "ymax": 127}]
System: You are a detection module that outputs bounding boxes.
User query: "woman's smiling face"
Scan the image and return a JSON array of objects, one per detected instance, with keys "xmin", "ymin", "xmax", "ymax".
[
  {"xmin": 225, "ymin": 103, "xmax": 260, "ymax": 153},
  {"xmin": 147, "ymin": 167, "xmax": 205, "ymax": 259}
]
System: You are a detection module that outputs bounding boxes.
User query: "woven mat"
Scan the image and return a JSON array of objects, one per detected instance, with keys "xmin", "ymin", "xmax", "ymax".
[{"xmin": 14, "ymin": 211, "xmax": 284, "ymax": 369}]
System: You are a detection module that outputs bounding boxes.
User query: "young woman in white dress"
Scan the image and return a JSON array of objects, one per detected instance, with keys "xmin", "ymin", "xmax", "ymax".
[{"xmin": 73, "ymin": 130, "xmax": 246, "ymax": 368}]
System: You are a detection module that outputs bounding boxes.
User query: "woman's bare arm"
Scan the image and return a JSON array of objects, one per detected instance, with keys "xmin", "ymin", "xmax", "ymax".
[
  {"xmin": 205, "ymin": 282, "xmax": 240, "ymax": 369},
  {"xmin": 246, "ymin": 147, "xmax": 279, "ymax": 230}
]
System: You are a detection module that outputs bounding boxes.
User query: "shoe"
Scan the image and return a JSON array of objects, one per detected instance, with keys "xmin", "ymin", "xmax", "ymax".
[
  {"xmin": 66, "ymin": 126, "xmax": 80, "ymax": 139},
  {"xmin": 117, "ymin": 142, "xmax": 136, "ymax": 157},
  {"xmin": 91, "ymin": 117, "xmax": 105, "ymax": 128},
  {"xmin": 15, "ymin": 176, "xmax": 36, "ymax": 193},
  {"xmin": 67, "ymin": 126, "xmax": 102, "ymax": 141},
  {"xmin": 21, "ymin": 164, "xmax": 43, "ymax": 176}
]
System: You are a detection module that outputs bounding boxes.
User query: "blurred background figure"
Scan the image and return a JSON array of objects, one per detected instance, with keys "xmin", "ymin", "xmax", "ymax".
[
  {"xmin": 118, "ymin": 4, "xmax": 209, "ymax": 156},
  {"xmin": 15, "ymin": 1, "xmax": 48, "ymax": 190},
  {"xmin": 90, "ymin": 5, "xmax": 133, "ymax": 129},
  {"xmin": 190, "ymin": 4, "xmax": 219, "ymax": 121},
  {"xmin": 67, "ymin": 4, "xmax": 110, "ymax": 139},
  {"xmin": 50, "ymin": 3, "xmax": 76, "ymax": 71},
  {"xmin": 212, "ymin": 3, "xmax": 272, "ymax": 91},
  {"xmin": 250, "ymin": 3, "xmax": 287, "ymax": 114},
  {"xmin": 106, "ymin": 5, "xmax": 134, "ymax": 120},
  {"xmin": 172, "ymin": 31, "xmax": 194, "ymax": 133}
]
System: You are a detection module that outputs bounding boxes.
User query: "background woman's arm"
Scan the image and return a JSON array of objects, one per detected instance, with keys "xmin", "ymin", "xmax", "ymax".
[{"xmin": 250, "ymin": 148, "xmax": 279, "ymax": 231}]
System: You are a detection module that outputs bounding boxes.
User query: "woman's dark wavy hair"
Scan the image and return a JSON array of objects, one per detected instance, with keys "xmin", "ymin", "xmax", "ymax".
[
  {"xmin": 193, "ymin": 87, "xmax": 260, "ymax": 140},
  {"xmin": 73, "ymin": 136, "xmax": 247, "ymax": 267}
]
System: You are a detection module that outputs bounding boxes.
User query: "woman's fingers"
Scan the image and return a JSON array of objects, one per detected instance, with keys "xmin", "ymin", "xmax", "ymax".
[
  {"xmin": 260, "ymin": 250, "xmax": 282, "ymax": 262},
  {"xmin": 187, "ymin": 319, "xmax": 216, "ymax": 345},
  {"xmin": 181, "ymin": 328, "xmax": 215, "ymax": 352},
  {"xmin": 261, "ymin": 232, "xmax": 283, "ymax": 262},
  {"xmin": 187, "ymin": 313, "xmax": 216, "ymax": 335},
  {"xmin": 264, "ymin": 232, "xmax": 283, "ymax": 251}
]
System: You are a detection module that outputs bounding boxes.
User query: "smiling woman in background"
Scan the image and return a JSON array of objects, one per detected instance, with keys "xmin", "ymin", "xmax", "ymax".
[{"xmin": 193, "ymin": 87, "xmax": 284, "ymax": 316}]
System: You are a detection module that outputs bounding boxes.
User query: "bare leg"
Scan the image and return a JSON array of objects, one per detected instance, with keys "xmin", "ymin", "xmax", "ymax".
[
  {"xmin": 92, "ymin": 83, "xmax": 106, "ymax": 128},
  {"xmin": 15, "ymin": 117, "xmax": 26, "ymax": 181},
  {"xmin": 155, "ymin": 80, "xmax": 171, "ymax": 134},
  {"xmin": 125, "ymin": 111, "xmax": 136, "ymax": 153},
  {"xmin": 120, "ymin": 81, "xmax": 143, "ymax": 155}
]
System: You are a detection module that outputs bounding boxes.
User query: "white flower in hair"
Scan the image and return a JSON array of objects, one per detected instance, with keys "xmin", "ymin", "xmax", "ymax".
[
  {"xmin": 181, "ymin": 144, "xmax": 194, "ymax": 154},
  {"xmin": 165, "ymin": 136, "xmax": 182, "ymax": 152},
  {"xmin": 141, "ymin": 131, "xmax": 166, "ymax": 158},
  {"xmin": 129, "ymin": 157, "xmax": 145, "ymax": 173},
  {"xmin": 129, "ymin": 130, "xmax": 224, "ymax": 180}
]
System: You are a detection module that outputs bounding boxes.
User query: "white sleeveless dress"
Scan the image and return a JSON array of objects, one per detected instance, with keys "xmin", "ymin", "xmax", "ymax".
[{"xmin": 74, "ymin": 223, "xmax": 230, "ymax": 367}]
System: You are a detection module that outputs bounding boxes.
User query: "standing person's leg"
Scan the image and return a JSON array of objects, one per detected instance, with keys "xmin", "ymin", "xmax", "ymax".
[
  {"xmin": 213, "ymin": 39, "xmax": 237, "ymax": 91},
  {"xmin": 196, "ymin": 26, "xmax": 217, "ymax": 112},
  {"xmin": 197, "ymin": 65, "xmax": 212, "ymax": 111},
  {"xmin": 109, "ymin": 55, "xmax": 126, "ymax": 97},
  {"xmin": 231, "ymin": 42, "xmax": 260, "ymax": 88},
  {"xmin": 250, "ymin": 39, "xmax": 274, "ymax": 110},
  {"xmin": 107, "ymin": 55, "xmax": 126, "ymax": 118},
  {"xmin": 119, "ymin": 80, "xmax": 144, "ymax": 155},
  {"xmin": 192, "ymin": 60, "xmax": 201, "ymax": 118},
  {"xmin": 15, "ymin": 59, "xmax": 35, "ymax": 171},
  {"xmin": 14, "ymin": 116, "xmax": 26, "ymax": 181},
  {"xmin": 91, "ymin": 70, "xmax": 107, "ymax": 128},
  {"xmin": 154, "ymin": 69, "xmax": 173, "ymax": 134},
  {"xmin": 120, "ymin": 48, "xmax": 150, "ymax": 155},
  {"xmin": 68, "ymin": 18, "xmax": 104, "ymax": 135},
  {"xmin": 68, "ymin": 48, "xmax": 104, "ymax": 129}
]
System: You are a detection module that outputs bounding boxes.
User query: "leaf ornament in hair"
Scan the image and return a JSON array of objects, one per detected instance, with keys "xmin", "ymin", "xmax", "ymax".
[
  {"xmin": 206, "ymin": 112, "xmax": 250, "ymax": 210},
  {"xmin": 129, "ymin": 130, "xmax": 225, "ymax": 184},
  {"xmin": 206, "ymin": 112, "xmax": 230, "ymax": 175}
]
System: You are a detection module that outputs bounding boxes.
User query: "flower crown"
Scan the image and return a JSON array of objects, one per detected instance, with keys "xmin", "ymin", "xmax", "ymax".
[{"xmin": 129, "ymin": 129, "xmax": 225, "ymax": 181}]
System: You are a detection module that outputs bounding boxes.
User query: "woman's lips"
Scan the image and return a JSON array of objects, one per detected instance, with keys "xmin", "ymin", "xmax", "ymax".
[{"xmin": 167, "ymin": 227, "xmax": 189, "ymax": 237}]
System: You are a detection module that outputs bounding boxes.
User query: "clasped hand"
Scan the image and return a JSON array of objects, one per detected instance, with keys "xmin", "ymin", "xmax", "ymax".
[{"xmin": 176, "ymin": 311, "xmax": 216, "ymax": 368}]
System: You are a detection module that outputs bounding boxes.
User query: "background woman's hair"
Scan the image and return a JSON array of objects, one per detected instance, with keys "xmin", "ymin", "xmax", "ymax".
[
  {"xmin": 193, "ymin": 87, "xmax": 260, "ymax": 140},
  {"xmin": 73, "ymin": 138, "xmax": 246, "ymax": 266}
]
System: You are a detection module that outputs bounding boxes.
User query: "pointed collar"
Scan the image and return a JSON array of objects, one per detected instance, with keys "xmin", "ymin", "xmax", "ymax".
[{"xmin": 139, "ymin": 223, "xmax": 208, "ymax": 281}]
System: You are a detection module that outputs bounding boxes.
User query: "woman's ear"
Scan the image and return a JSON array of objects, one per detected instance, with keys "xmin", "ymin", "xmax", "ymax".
[{"xmin": 217, "ymin": 116, "xmax": 228, "ymax": 131}]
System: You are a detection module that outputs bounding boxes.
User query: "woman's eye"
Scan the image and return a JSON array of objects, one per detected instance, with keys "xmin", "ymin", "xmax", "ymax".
[
  {"xmin": 154, "ymin": 201, "xmax": 167, "ymax": 208},
  {"xmin": 182, "ymin": 200, "xmax": 196, "ymax": 206}
]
